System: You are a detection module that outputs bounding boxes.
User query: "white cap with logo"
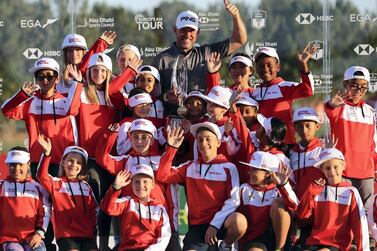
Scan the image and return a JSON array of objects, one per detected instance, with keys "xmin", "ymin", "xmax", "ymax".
[
  {"xmin": 257, "ymin": 114, "xmax": 273, "ymax": 137},
  {"xmin": 254, "ymin": 47, "xmax": 280, "ymax": 63},
  {"xmin": 344, "ymin": 66, "xmax": 370, "ymax": 83},
  {"xmin": 190, "ymin": 122, "xmax": 222, "ymax": 140},
  {"xmin": 88, "ymin": 53, "xmax": 112, "ymax": 72},
  {"xmin": 176, "ymin": 10, "xmax": 199, "ymax": 30},
  {"xmin": 5, "ymin": 150, "xmax": 30, "ymax": 164},
  {"xmin": 239, "ymin": 151, "xmax": 280, "ymax": 172},
  {"xmin": 204, "ymin": 86, "xmax": 232, "ymax": 109},
  {"xmin": 29, "ymin": 57, "xmax": 60, "ymax": 74},
  {"xmin": 129, "ymin": 118, "xmax": 157, "ymax": 136},
  {"xmin": 314, "ymin": 148, "xmax": 345, "ymax": 167},
  {"xmin": 128, "ymin": 93, "xmax": 153, "ymax": 108},
  {"xmin": 116, "ymin": 44, "xmax": 141, "ymax": 60},
  {"xmin": 293, "ymin": 107, "xmax": 320, "ymax": 123},
  {"xmin": 184, "ymin": 90, "xmax": 206, "ymax": 104},
  {"xmin": 131, "ymin": 164, "xmax": 154, "ymax": 179},
  {"xmin": 235, "ymin": 94, "xmax": 259, "ymax": 110},
  {"xmin": 229, "ymin": 55, "xmax": 253, "ymax": 68},
  {"xmin": 62, "ymin": 34, "xmax": 88, "ymax": 50}
]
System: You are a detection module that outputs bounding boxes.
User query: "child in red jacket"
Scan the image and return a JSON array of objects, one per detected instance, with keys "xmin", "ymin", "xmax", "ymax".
[
  {"xmin": 0, "ymin": 147, "xmax": 51, "ymax": 251},
  {"xmin": 37, "ymin": 137, "xmax": 98, "ymax": 251},
  {"xmin": 238, "ymin": 151, "xmax": 298, "ymax": 250},
  {"xmin": 101, "ymin": 165, "xmax": 171, "ymax": 250},
  {"xmin": 325, "ymin": 66, "xmax": 376, "ymax": 206},
  {"xmin": 297, "ymin": 148, "xmax": 369, "ymax": 250}
]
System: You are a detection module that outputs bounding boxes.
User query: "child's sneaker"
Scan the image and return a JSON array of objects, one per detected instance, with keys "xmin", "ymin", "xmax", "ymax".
[{"xmin": 218, "ymin": 241, "xmax": 232, "ymax": 251}]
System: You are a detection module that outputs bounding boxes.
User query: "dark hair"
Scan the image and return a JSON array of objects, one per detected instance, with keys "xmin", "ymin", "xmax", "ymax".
[
  {"xmin": 9, "ymin": 146, "xmax": 29, "ymax": 153},
  {"xmin": 196, "ymin": 127, "xmax": 218, "ymax": 139},
  {"xmin": 129, "ymin": 87, "xmax": 148, "ymax": 98},
  {"xmin": 267, "ymin": 118, "xmax": 289, "ymax": 154}
]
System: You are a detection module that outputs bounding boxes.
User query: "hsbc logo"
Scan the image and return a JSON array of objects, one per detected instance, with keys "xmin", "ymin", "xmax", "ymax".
[
  {"xmin": 23, "ymin": 48, "xmax": 43, "ymax": 59},
  {"xmin": 0, "ymin": 21, "xmax": 4, "ymax": 27},
  {"xmin": 354, "ymin": 44, "xmax": 375, "ymax": 55},
  {"xmin": 295, "ymin": 13, "xmax": 333, "ymax": 24},
  {"xmin": 199, "ymin": 17, "xmax": 209, "ymax": 24}
]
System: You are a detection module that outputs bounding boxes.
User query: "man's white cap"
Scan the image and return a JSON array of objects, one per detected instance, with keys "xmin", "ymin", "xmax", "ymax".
[
  {"xmin": 62, "ymin": 34, "xmax": 88, "ymax": 50},
  {"xmin": 190, "ymin": 122, "xmax": 222, "ymax": 140},
  {"xmin": 29, "ymin": 57, "xmax": 60, "ymax": 74},
  {"xmin": 129, "ymin": 118, "xmax": 157, "ymax": 136},
  {"xmin": 254, "ymin": 47, "xmax": 280, "ymax": 63},
  {"xmin": 5, "ymin": 150, "xmax": 30, "ymax": 164},
  {"xmin": 343, "ymin": 66, "xmax": 370, "ymax": 83},
  {"xmin": 239, "ymin": 151, "xmax": 280, "ymax": 173},
  {"xmin": 235, "ymin": 94, "xmax": 259, "ymax": 110},
  {"xmin": 314, "ymin": 148, "xmax": 345, "ymax": 167},
  {"xmin": 204, "ymin": 86, "xmax": 232, "ymax": 109},
  {"xmin": 88, "ymin": 53, "xmax": 112, "ymax": 72},
  {"xmin": 293, "ymin": 107, "xmax": 320, "ymax": 123},
  {"xmin": 176, "ymin": 10, "xmax": 199, "ymax": 30},
  {"xmin": 184, "ymin": 90, "xmax": 206, "ymax": 104},
  {"xmin": 63, "ymin": 146, "xmax": 89, "ymax": 164},
  {"xmin": 229, "ymin": 55, "xmax": 253, "ymax": 68},
  {"xmin": 257, "ymin": 113, "xmax": 273, "ymax": 137},
  {"xmin": 116, "ymin": 44, "xmax": 141, "ymax": 60},
  {"xmin": 131, "ymin": 164, "xmax": 154, "ymax": 179},
  {"xmin": 137, "ymin": 65, "xmax": 161, "ymax": 97},
  {"xmin": 128, "ymin": 93, "xmax": 153, "ymax": 108}
]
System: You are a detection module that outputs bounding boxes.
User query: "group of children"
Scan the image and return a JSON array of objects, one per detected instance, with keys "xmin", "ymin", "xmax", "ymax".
[{"xmin": 0, "ymin": 26, "xmax": 376, "ymax": 251}]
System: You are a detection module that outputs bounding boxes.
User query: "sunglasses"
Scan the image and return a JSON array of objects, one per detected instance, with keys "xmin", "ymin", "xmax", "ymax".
[
  {"xmin": 35, "ymin": 74, "xmax": 57, "ymax": 82},
  {"xmin": 348, "ymin": 84, "xmax": 368, "ymax": 93}
]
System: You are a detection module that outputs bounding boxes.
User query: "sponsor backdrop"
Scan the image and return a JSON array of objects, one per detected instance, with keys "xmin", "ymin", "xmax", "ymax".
[{"xmin": 0, "ymin": 0, "xmax": 376, "ymax": 234}]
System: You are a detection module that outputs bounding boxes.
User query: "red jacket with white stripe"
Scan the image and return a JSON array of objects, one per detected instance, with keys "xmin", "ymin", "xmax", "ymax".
[
  {"xmin": 289, "ymin": 137, "xmax": 325, "ymax": 199},
  {"xmin": 101, "ymin": 187, "xmax": 171, "ymax": 250},
  {"xmin": 237, "ymin": 181, "xmax": 298, "ymax": 247},
  {"xmin": 95, "ymin": 130, "xmax": 179, "ymax": 232},
  {"xmin": 1, "ymin": 84, "xmax": 82, "ymax": 164},
  {"xmin": 251, "ymin": 73, "xmax": 314, "ymax": 144},
  {"xmin": 37, "ymin": 155, "xmax": 98, "ymax": 240},
  {"xmin": 156, "ymin": 146, "xmax": 240, "ymax": 229},
  {"xmin": 0, "ymin": 177, "xmax": 51, "ymax": 244},
  {"xmin": 297, "ymin": 182, "xmax": 369, "ymax": 250},
  {"xmin": 366, "ymin": 193, "xmax": 377, "ymax": 241},
  {"xmin": 325, "ymin": 100, "xmax": 377, "ymax": 179}
]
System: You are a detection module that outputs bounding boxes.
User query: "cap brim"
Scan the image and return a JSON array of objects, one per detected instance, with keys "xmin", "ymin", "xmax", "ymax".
[
  {"xmin": 176, "ymin": 24, "xmax": 199, "ymax": 30},
  {"xmin": 314, "ymin": 157, "xmax": 344, "ymax": 167},
  {"xmin": 190, "ymin": 123, "xmax": 221, "ymax": 140},
  {"xmin": 204, "ymin": 96, "xmax": 229, "ymax": 109}
]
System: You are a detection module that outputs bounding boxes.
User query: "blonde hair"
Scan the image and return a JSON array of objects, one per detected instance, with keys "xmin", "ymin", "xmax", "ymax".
[
  {"xmin": 85, "ymin": 68, "xmax": 113, "ymax": 107},
  {"xmin": 58, "ymin": 153, "xmax": 88, "ymax": 181}
]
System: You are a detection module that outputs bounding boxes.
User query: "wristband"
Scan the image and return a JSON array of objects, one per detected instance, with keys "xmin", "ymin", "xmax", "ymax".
[{"xmin": 35, "ymin": 229, "xmax": 45, "ymax": 239}]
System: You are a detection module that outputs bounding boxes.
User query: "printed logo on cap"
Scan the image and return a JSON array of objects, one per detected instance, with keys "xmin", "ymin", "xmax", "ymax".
[
  {"xmin": 181, "ymin": 16, "xmax": 196, "ymax": 23},
  {"xmin": 11, "ymin": 151, "xmax": 23, "ymax": 156},
  {"xmin": 37, "ymin": 60, "xmax": 49, "ymax": 65},
  {"xmin": 211, "ymin": 89, "xmax": 220, "ymax": 96},
  {"xmin": 135, "ymin": 120, "xmax": 148, "ymax": 127},
  {"xmin": 69, "ymin": 38, "xmax": 81, "ymax": 43},
  {"xmin": 298, "ymin": 110, "xmax": 311, "ymax": 116}
]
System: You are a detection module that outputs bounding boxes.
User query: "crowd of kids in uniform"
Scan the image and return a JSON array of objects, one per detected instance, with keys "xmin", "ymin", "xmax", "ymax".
[{"xmin": 1, "ymin": 5, "xmax": 377, "ymax": 251}]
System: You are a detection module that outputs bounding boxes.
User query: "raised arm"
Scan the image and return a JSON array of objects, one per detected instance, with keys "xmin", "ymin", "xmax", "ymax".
[{"xmin": 225, "ymin": 0, "xmax": 247, "ymax": 54}]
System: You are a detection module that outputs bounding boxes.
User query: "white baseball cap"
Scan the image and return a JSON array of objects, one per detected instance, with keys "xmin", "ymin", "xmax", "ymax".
[
  {"xmin": 136, "ymin": 65, "xmax": 161, "ymax": 97},
  {"xmin": 314, "ymin": 148, "xmax": 345, "ymax": 167},
  {"xmin": 190, "ymin": 122, "xmax": 222, "ymax": 140},
  {"xmin": 229, "ymin": 55, "xmax": 253, "ymax": 68},
  {"xmin": 343, "ymin": 66, "xmax": 370, "ymax": 83},
  {"xmin": 293, "ymin": 107, "xmax": 320, "ymax": 123},
  {"xmin": 257, "ymin": 113, "xmax": 273, "ymax": 137},
  {"xmin": 131, "ymin": 164, "xmax": 154, "ymax": 180},
  {"xmin": 5, "ymin": 150, "xmax": 30, "ymax": 164},
  {"xmin": 29, "ymin": 57, "xmax": 60, "ymax": 74},
  {"xmin": 129, "ymin": 118, "xmax": 156, "ymax": 136},
  {"xmin": 254, "ymin": 47, "xmax": 280, "ymax": 63},
  {"xmin": 128, "ymin": 93, "xmax": 153, "ymax": 108},
  {"xmin": 176, "ymin": 10, "xmax": 199, "ymax": 30},
  {"xmin": 235, "ymin": 94, "xmax": 259, "ymax": 110},
  {"xmin": 88, "ymin": 53, "xmax": 112, "ymax": 72},
  {"xmin": 204, "ymin": 86, "xmax": 232, "ymax": 109},
  {"xmin": 239, "ymin": 151, "xmax": 280, "ymax": 172},
  {"xmin": 184, "ymin": 90, "xmax": 206, "ymax": 104},
  {"xmin": 62, "ymin": 34, "xmax": 88, "ymax": 50},
  {"xmin": 116, "ymin": 44, "xmax": 141, "ymax": 60},
  {"xmin": 63, "ymin": 146, "xmax": 89, "ymax": 164}
]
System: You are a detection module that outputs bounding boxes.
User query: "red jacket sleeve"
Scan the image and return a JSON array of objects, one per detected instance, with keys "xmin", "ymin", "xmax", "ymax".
[
  {"xmin": 36, "ymin": 155, "xmax": 54, "ymax": 194},
  {"xmin": 277, "ymin": 181, "xmax": 299, "ymax": 212},
  {"xmin": 296, "ymin": 182, "xmax": 323, "ymax": 220},
  {"xmin": 349, "ymin": 188, "xmax": 370, "ymax": 250},
  {"xmin": 109, "ymin": 67, "xmax": 137, "ymax": 111},
  {"xmin": 206, "ymin": 71, "xmax": 220, "ymax": 94},
  {"xmin": 324, "ymin": 102, "xmax": 342, "ymax": 122},
  {"xmin": 95, "ymin": 130, "xmax": 127, "ymax": 175},
  {"xmin": 1, "ymin": 89, "xmax": 32, "ymax": 120},
  {"xmin": 100, "ymin": 185, "xmax": 129, "ymax": 216},
  {"xmin": 79, "ymin": 38, "xmax": 109, "ymax": 78},
  {"xmin": 64, "ymin": 81, "xmax": 83, "ymax": 116},
  {"xmin": 156, "ymin": 146, "xmax": 188, "ymax": 184},
  {"xmin": 36, "ymin": 184, "xmax": 52, "ymax": 232},
  {"xmin": 280, "ymin": 73, "xmax": 314, "ymax": 99}
]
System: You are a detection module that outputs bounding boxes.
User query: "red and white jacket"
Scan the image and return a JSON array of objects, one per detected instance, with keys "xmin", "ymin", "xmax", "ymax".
[
  {"xmin": 101, "ymin": 187, "xmax": 171, "ymax": 250},
  {"xmin": 37, "ymin": 155, "xmax": 98, "ymax": 240},
  {"xmin": 95, "ymin": 130, "xmax": 179, "ymax": 232},
  {"xmin": 0, "ymin": 177, "xmax": 51, "ymax": 244},
  {"xmin": 297, "ymin": 181, "xmax": 369, "ymax": 250},
  {"xmin": 237, "ymin": 181, "xmax": 298, "ymax": 247},
  {"xmin": 1, "ymin": 83, "xmax": 82, "ymax": 164},
  {"xmin": 366, "ymin": 193, "xmax": 377, "ymax": 241},
  {"xmin": 251, "ymin": 73, "xmax": 314, "ymax": 144},
  {"xmin": 156, "ymin": 146, "xmax": 240, "ymax": 229},
  {"xmin": 289, "ymin": 137, "xmax": 324, "ymax": 199},
  {"xmin": 325, "ymin": 100, "xmax": 377, "ymax": 179}
]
